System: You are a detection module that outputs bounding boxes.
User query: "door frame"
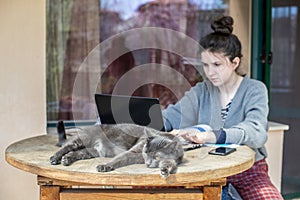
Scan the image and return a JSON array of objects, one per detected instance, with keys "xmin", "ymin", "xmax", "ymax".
[{"xmin": 251, "ymin": 0, "xmax": 272, "ymax": 92}]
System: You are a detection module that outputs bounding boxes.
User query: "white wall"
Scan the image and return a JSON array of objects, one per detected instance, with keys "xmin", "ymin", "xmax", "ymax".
[{"xmin": 0, "ymin": 0, "xmax": 46, "ymax": 200}]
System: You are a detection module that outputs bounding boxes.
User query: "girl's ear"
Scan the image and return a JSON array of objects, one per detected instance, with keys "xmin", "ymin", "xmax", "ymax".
[{"xmin": 232, "ymin": 57, "xmax": 240, "ymax": 70}]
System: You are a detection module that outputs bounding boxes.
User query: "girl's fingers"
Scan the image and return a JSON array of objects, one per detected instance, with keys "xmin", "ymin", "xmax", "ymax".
[{"xmin": 181, "ymin": 133, "xmax": 203, "ymax": 144}]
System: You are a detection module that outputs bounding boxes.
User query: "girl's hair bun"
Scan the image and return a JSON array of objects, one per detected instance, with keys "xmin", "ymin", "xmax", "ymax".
[{"xmin": 211, "ymin": 16, "xmax": 234, "ymax": 34}]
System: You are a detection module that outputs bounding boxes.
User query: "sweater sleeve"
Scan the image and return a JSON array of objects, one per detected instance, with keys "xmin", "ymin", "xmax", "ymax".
[
  {"xmin": 162, "ymin": 84, "xmax": 202, "ymax": 131},
  {"xmin": 224, "ymin": 81, "xmax": 269, "ymax": 148}
]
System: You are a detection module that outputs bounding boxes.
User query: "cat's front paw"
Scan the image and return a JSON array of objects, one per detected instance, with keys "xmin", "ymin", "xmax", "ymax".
[
  {"xmin": 61, "ymin": 155, "xmax": 74, "ymax": 166},
  {"xmin": 160, "ymin": 167, "xmax": 170, "ymax": 178},
  {"xmin": 96, "ymin": 164, "xmax": 114, "ymax": 172},
  {"xmin": 159, "ymin": 159, "xmax": 177, "ymax": 178},
  {"xmin": 50, "ymin": 155, "xmax": 60, "ymax": 165}
]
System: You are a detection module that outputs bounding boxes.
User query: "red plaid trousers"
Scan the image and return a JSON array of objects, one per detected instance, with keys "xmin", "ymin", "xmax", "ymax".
[{"xmin": 227, "ymin": 158, "xmax": 283, "ymax": 200}]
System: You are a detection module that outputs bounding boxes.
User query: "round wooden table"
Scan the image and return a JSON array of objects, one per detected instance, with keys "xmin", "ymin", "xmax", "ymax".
[{"xmin": 5, "ymin": 134, "xmax": 255, "ymax": 200}]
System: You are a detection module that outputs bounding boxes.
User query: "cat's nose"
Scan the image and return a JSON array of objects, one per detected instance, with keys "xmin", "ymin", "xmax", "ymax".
[{"xmin": 145, "ymin": 161, "xmax": 151, "ymax": 167}]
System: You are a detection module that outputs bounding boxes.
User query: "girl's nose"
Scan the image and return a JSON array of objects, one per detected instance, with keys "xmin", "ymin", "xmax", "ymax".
[{"xmin": 205, "ymin": 66, "xmax": 215, "ymax": 76}]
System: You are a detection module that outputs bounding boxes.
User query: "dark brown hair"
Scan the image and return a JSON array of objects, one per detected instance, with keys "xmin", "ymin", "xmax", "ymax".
[{"xmin": 200, "ymin": 16, "xmax": 246, "ymax": 75}]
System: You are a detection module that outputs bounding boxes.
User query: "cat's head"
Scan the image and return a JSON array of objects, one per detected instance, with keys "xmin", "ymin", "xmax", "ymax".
[{"xmin": 142, "ymin": 134, "xmax": 184, "ymax": 169}]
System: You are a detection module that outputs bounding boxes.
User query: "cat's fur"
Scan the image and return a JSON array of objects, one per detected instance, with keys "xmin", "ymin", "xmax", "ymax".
[{"xmin": 50, "ymin": 123, "xmax": 184, "ymax": 178}]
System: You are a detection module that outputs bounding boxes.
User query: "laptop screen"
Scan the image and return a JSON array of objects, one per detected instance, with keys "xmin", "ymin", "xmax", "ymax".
[{"xmin": 95, "ymin": 94, "xmax": 165, "ymax": 131}]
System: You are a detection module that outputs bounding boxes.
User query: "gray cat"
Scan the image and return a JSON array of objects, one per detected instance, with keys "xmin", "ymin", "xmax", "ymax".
[{"xmin": 50, "ymin": 123, "xmax": 184, "ymax": 178}]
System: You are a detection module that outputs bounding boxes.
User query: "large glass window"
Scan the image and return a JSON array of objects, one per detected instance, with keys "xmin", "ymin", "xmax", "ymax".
[
  {"xmin": 269, "ymin": 1, "xmax": 300, "ymax": 194},
  {"xmin": 46, "ymin": 0, "xmax": 228, "ymax": 123}
]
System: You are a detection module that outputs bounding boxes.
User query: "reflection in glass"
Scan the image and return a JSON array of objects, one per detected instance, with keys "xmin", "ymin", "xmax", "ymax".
[{"xmin": 46, "ymin": 0, "xmax": 228, "ymax": 121}]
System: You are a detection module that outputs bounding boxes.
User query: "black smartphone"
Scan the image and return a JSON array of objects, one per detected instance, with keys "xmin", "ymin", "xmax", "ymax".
[{"xmin": 208, "ymin": 147, "xmax": 236, "ymax": 156}]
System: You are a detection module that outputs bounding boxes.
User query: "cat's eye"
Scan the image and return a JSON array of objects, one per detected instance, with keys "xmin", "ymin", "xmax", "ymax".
[{"xmin": 154, "ymin": 155, "xmax": 160, "ymax": 160}]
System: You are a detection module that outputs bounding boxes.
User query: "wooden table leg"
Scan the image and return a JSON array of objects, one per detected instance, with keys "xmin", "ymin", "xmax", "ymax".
[
  {"xmin": 203, "ymin": 185, "xmax": 222, "ymax": 200},
  {"xmin": 40, "ymin": 185, "xmax": 60, "ymax": 200}
]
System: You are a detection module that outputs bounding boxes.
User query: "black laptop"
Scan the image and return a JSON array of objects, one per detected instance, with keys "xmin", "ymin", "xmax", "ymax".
[{"xmin": 95, "ymin": 94, "xmax": 165, "ymax": 131}]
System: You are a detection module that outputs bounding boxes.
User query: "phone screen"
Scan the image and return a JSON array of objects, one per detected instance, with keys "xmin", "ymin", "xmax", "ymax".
[{"xmin": 208, "ymin": 147, "xmax": 236, "ymax": 156}]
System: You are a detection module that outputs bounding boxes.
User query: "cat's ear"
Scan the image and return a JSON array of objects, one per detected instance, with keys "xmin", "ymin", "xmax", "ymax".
[
  {"xmin": 165, "ymin": 141, "xmax": 177, "ymax": 149},
  {"xmin": 147, "ymin": 136, "xmax": 155, "ymax": 143}
]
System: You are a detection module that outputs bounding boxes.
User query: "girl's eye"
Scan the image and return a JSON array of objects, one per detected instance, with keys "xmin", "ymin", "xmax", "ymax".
[
  {"xmin": 214, "ymin": 63, "xmax": 221, "ymax": 67},
  {"xmin": 202, "ymin": 63, "xmax": 208, "ymax": 67}
]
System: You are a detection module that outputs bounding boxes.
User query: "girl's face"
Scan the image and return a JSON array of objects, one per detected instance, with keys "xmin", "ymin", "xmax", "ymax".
[{"xmin": 200, "ymin": 51, "xmax": 240, "ymax": 87}]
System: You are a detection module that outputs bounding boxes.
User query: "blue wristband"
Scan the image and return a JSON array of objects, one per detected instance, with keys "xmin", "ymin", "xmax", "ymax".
[{"xmin": 190, "ymin": 126, "xmax": 207, "ymax": 132}]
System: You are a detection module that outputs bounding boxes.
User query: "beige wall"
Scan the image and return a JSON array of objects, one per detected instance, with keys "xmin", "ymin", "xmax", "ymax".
[
  {"xmin": 229, "ymin": 0, "xmax": 252, "ymax": 74},
  {"xmin": 0, "ymin": 0, "xmax": 46, "ymax": 200}
]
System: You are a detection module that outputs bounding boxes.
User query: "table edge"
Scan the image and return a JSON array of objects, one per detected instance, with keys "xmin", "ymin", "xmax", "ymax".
[{"xmin": 5, "ymin": 135, "xmax": 255, "ymax": 186}]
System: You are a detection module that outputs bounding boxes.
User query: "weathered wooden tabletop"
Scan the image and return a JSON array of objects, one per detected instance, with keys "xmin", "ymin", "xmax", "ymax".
[{"xmin": 5, "ymin": 134, "xmax": 255, "ymax": 186}]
